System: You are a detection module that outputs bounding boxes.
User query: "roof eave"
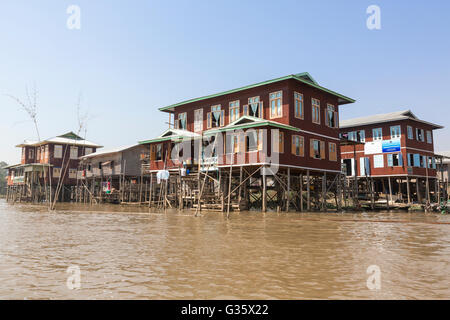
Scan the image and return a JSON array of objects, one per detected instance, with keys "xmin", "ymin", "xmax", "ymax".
[{"xmin": 157, "ymin": 74, "xmax": 355, "ymax": 112}]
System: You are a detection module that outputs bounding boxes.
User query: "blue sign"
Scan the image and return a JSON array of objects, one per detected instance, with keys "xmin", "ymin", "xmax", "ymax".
[{"xmin": 382, "ymin": 139, "xmax": 401, "ymax": 153}]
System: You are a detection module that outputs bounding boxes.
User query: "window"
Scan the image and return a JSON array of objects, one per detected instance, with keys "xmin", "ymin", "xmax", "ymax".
[
  {"xmin": 69, "ymin": 168, "xmax": 77, "ymax": 179},
  {"xmin": 426, "ymin": 131, "xmax": 432, "ymax": 144},
  {"xmin": 177, "ymin": 112, "xmax": 187, "ymax": 130},
  {"xmin": 348, "ymin": 130, "xmax": 365, "ymax": 142},
  {"xmin": 372, "ymin": 128, "xmax": 383, "ymax": 141},
  {"xmin": 291, "ymin": 135, "xmax": 304, "ymax": 157},
  {"xmin": 374, "ymin": 154, "xmax": 384, "ymax": 168},
  {"xmin": 54, "ymin": 145, "xmax": 63, "ymax": 158},
  {"xmin": 70, "ymin": 146, "xmax": 78, "ymax": 159},
  {"xmin": 416, "ymin": 128, "xmax": 425, "ymax": 142},
  {"xmin": 36, "ymin": 147, "xmax": 40, "ymax": 161},
  {"xmin": 329, "ymin": 143, "xmax": 337, "ymax": 161},
  {"xmin": 269, "ymin": 91, "xmax": 282, "ymax": 118},
  {"xmin": 40, "ymin": 146, "xmax": 44, "ymax": 161},
  {"xmin": 21, "ymin": 148, "xmax": 25, "ymax": 160},
  {"xmin": 85, "ymin": 147, "xmax": 93, "ymax": 155},
  {"xmin": 390, "ymin": 125, "xmax": 401, "ymax": 139},
  {"xmin": 243, "ymin": 96, "xmax": 262, "ymax": 118},
  {"xmin": 294, "ymin": 92, "xmax": 304, "ymax": 119},
  {"xmin": 312, "ymin": 98, "xmax": 320, "ymax": 124},
  {"xmin": 194, "ymin": 109, "xmax": 203, "ymax": 132},
  {"xmin": 387, "ymin": 153, "xmax": 403, "ymax": 167},
  {"xmin": 246, "ymin": 131, "xmax": 259, "ymax": 152},
  {"xmin": 407, "ymin": 153, "xmax": 414, "ymax": 167},
  {"xmin": 430, "ymin": 157, "xmax": 436, "ymax": 169},
  {"xmin": 44, "ymin": 145, "xmax": 49, "ymax": 161},
  {"xmin": 207, "ymin": 105, "xmax": 224, "ymax": 128},
  {"xmin": 156, "ymin": 144, "xmax": 162, "ymax": 161},
  {"xmin": 53, "ymin": 167, "xmax": 61, "ymax": 178},
  {"xmin": 150, "ymin": 144, "xmax": 163, "ymax": 161},
  {"xmin": 326, "ymin": 104, "xmax": 338, "ymax": 128},
  {"xmin": 274, "ymin": 131, "xmax": 284, "ymax": 153},
  {"xmin": 229, "ymin": 101, "xmax": 240, "ymax": 123},
  {"xmin": 28, "ymin": 148, "xmax": 34, "ymax": 159},
  {"xmin": 413, "ymin": 154, "xmax": 421, "ymax": 167},
  {"xmin": 310, "ymin": 139, "xmax": 325, "ymax": 159},
  {"xmin": 421, "ymin": 155, "xmax": 426, "ymax": 168},
  {"xmin": 407, "ymin": 126, "xmax": 414, "ymax": 139}
]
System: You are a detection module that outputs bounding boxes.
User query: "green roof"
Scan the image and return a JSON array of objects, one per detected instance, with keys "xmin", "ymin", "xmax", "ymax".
[
  {"xmin": 204, "ymin": 116, "xmax": 300, "ymax": 135},
  {"xmin": 158, "ymin": 73, "xmax": 355, "ymax": 112}
]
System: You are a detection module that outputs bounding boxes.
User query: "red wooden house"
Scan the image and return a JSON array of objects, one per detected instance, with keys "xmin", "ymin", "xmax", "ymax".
[
  {"xmin": 139, "ymin": 73, "xmax": 355, "ymax": 211},
  {"xmin": 340, "ymin": 110, "xmax": 443, "ymax": 204},
  {"xmin": 5, "ymin": 132, "xmax": 102, "ymax": 202}
]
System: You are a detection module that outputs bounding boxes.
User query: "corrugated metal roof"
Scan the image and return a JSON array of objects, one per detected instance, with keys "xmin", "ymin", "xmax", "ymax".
[
  {"xmin": 15, "ymin": 132, "xmax": 102, "ymax": 148},
  {"xmin": 340, "ymin": 110, "xmax": 443, "ymax": 129},
  {"xmin": 80, "ymin": 145, "xmax": 139, "ymax": 159}
]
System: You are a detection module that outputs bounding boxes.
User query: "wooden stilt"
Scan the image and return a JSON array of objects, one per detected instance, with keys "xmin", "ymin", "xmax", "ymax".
[
  {"xmin": 406, "ymin": 177, "xmax": 411, "ymax": 205},
  {"xmin": 306, "ymin": 170, "xmax": 311, "ymax": 211},
  {"xmin": 286, "ymin": 167, "xmax": 290, "ymax": 212},
  {"xmin": 322, "ymin": 172, "xmax": 327, "ymax": 212},
  {"xmin": 416, "ymin": 178, "xmax": 422, "ymax": 204},
  {"xmin": 262, "ymin": 167, "xmax": 267, "ymax": 212},
  {"xmin": 388, "ymin": 177, "xmax": 393, "ymax": 208},
  {"xmin": 300, "ymin": 173, "xmax": 304, "ymax": 212}
]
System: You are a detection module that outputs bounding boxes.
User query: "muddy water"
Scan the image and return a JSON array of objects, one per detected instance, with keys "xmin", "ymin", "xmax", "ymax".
[{"xmin": 0, "ymin": 199, "xmax": 449, "ymax": 300}]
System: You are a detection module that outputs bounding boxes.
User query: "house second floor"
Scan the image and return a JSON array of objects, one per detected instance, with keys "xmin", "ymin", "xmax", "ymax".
[
  {"xmin": 160, "ymin": 73, "xmax": 354, "ymax": 140},
  {"xmin": 16, "ymin": 132, "xmax": 102, "ymax": 167}
]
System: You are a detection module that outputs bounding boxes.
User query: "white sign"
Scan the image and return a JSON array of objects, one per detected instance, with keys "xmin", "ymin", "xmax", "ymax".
[{"xmin": 364, "ymin": 140, "xmax": 382, "ymax": 155}]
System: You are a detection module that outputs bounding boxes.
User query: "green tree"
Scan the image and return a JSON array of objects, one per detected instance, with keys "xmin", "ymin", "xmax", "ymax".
[{"xmin": 0, "ymin": 161, "xmax": 8, "ymax": 195}]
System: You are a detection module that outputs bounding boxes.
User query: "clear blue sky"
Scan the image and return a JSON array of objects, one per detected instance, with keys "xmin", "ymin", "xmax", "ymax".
[{"xmin": 1, "ymin": 0, "xmax": 449, "ymax": 164}]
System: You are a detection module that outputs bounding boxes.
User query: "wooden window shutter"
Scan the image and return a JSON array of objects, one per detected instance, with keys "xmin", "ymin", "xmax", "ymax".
[
  {"xmin": 324, "ymin": 109, "xmax": 328, "ymax": 127},
  {"xmin": 207, "ymin": 112, "xmax": 212, "ymax": 129},
  {"xmin": 334, "ymin": 111, "xmax": 339, "ymax": 128},
  {"xmin": 243, "ymin": 104, "xmax": 248, "ymax": 116},
  {"xmin": 279, "ymin": 132, "xmax": 284, "ymax": 153},
  {"xmin": 150, "ymin": 145, "xmax": 156, "ymax": 161},
  {"xmin": 260, "ymin": 101, "xmax": 264, "ymax": 118},
  {"xmin": 291, "ymin": 136, "xmax": 296, "ymax": 155},
  {"xmin": 300, "ymin": 137, "xmax": 304, "ymax": 157},
  {"xmin": 320, "ymin": 141, "xmax": 326, "ymax": 159},
  {"xmin": 310, "ymin": 139, "xmax": 315, "ymax": 158},
  {"xmin": 239, "ymin": 134, "xmax": 245, "ymax": 153},
  {"xmin": 258, "ymin": 130, "xmax": 263, "ymax": 151}
]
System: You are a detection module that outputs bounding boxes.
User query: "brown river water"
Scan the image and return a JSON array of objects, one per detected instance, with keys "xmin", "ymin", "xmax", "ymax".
[{"xmin": 0, "ymin": 199, "xmax": 449, "ymax": 300}]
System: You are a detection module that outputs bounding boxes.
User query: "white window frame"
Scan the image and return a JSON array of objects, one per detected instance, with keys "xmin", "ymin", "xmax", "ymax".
[
  {"xmin": 70, "ymin": 146, "xmax": 79, "ymax": 160},
  {"xmin": 194, "ymin": 109, "xmax": 203, "ymax": 132},
  {"xmin": 407, "ymin": 126, "xmax": 414, "ymax": 139},
  {"xmin": 294, "ymin": 92, "xmax": 304, "ymax": 119},
  {"xmin": 54, "ymin": 145, "xmax": 63, "ymax": 159},
  {"xmin": 372, "ymin": 128, "xmax": 383, "ymax": 141},
  {"xmin": 312, "ymin": 98, "xmax": 320, "ymax": 124},
  {"xmin": 390, "ymin": 125, "xmax": 401, "ymax": 139},
  {"xmin": 269, "ymin": 91, "xmax": 283, "ymax": 119},
  {"xmin": 426, "ymin": 131, "xmax": 432, "ymax": 144},
  {"xmin": 229, "ymin": 101, "xmax": 240, "ymax": 123}
]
